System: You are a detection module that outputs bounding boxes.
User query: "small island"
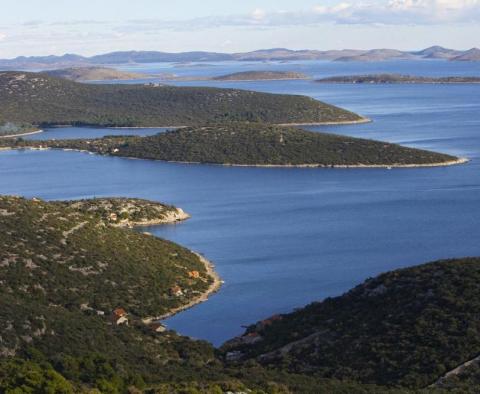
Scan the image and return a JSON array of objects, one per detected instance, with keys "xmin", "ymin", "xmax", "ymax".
[
  {"xmin": 4, "ymin": 123, "xmax": 466, "ymax": 168},
  {"xmin": 316, "ymin": 74, "xmax": 480, "ymax": 84},
  {"xmin": 213, "ymin": 71, "xmax": 310, "ymax": 81},
  {"xmin": 44, "ymin": 66, "xmax": 149, "ymax": 82}
]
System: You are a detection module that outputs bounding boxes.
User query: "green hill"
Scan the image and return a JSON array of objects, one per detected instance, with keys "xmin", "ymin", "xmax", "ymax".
[
  {"xmin": 223, "ymin": 257, "xmax": 480, "ymax": 389},
  {"xmin": 1, "ymin": 198, "xmax": 479, "ymax": 391},
  {"xmin": 0, "ymin": 71, "xmax": 363, "ymax": 127},
  {"xmin": 7, "ymin": 123, "xmax": 462, "ymax": 168}
]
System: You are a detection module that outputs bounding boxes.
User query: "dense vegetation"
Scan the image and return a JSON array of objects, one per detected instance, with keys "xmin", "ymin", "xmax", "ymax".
[
  {"xmin": 0, "ymin": 195, "xmax": 423, "ymax": 393},
  {"xmin": 223, "ymin": 258, "xmax": 480, "ymax": 389},
  {"xmin": 1, "ymin": 199, "xmax": 479, "ymax": 391},
  {"xmin": 316, "ymin": 74, "xmax": 480, "ymax": 84},
  {"xmin": 213, "ymin": 71, "xmax": 309, "ymax": 81},
  {"xmin": 3, "ymin": 123, "xmax": 459, "ymax": 167},
  {"xmin": 44, "ymin": 67, "xmax": 148, "ymax": 82},
  {"xmin": 0, "ymin": 71, "xmax": 363, "ymax": 127}
]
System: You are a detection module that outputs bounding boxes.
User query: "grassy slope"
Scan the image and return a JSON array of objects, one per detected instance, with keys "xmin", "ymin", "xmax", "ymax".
[
  {"xmin": 0, "ymin": 71, "xmax": 363, "ymax": 127},
  {"xmin": 7, "ymin": 123, "xmax": 458, "ymax": 167},
  {"xmin": 223, "ymin": 258, "xmax": 480, "ymax": 389}
]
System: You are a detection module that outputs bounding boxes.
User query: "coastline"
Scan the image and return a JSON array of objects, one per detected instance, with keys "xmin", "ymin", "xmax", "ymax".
[
  {"xmin": 112, "ymin": 207, "xmax": 191, "ymax": 228},
  {"xmin": 142, "ymin": 252, "xmax": 222, "ymax": 323},
  {"xmin": 3, "ymin": 146, "xmax": 469, "ymax": 169},
  {"xmin": 277, "ymin": 117, "xmax": 372, "ymax": 126},
  {"xmin": 119, "ymin": 209, "xmax": 222, "ymax": 323},
  {"xmin": 0, "ymin": 129, "xmax": 43, "ymax": 139}
]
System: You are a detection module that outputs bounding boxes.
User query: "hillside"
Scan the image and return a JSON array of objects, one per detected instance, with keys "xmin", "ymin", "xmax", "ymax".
[
  {"xmin": 5, "ymin": 123, "xmax": 462, "ymax": 168},
  {"xmin": 0, "ymin": 47, "xmax": 476, "ymax": 68},
  {"xmin": 222, "ymin": 258, "xmax": 480, "ymax": 389},
  {"xmin": 451, "ymin": 48, "xmax": 480, "ymax": 62},
  {"xmin": 0, "ymin": 71, "xmax": 363, "ymax": 127},
  {"xmin": 44, "ymin": 66, "xmax": 148, "ymax": 82},
  {"xmin": 213, "ymin": 71, "xmax": 309, "ymax": 81},
  {"xmin": 316, "ymin": 74, "xmax": 480, "ymax": 84},
  {"xmin": 0, "ymin": 195, "xmax": 421, "ymax": 393}
]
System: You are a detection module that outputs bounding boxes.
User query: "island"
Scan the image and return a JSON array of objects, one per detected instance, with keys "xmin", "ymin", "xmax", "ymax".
[
  {"xmin": 222, "ymin": 257, "xmax": 480, "ymax": 391},
  {"xmin": 44, "ymin": 66, "xmax": 149, "ymax": 82},
  {"xmin": 316, "ymin": 74, "xmax": 480, "ymax": 84},
  {"xmin": 0, "ymin": 71, "xmax": 364, "ymax": 127},
  {"xmin": 3, "ymin": 123, "xmax": 466, "ymax": 168},
  {"xmin": 212, "ymin": 71, "xmax": 310, "ymax": 81}
]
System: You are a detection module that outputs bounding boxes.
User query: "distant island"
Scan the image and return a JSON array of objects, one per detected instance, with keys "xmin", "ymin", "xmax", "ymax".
[
  {"xmin": 44, "ymin": 66, "xmax": 149, "ymax": 82},
  {"xmin": 1, "ymin": 46, "xmax": 479, "ymax": 69},
  {"xmin": 222, "ymin": 257, "xmax": 480, "ymax": 390},
  {"xmin": 3, "ymin": 123, "xmax": 465, "ymax": 168},
  {"xmin": 0, "ymin": 71, "xmax": 364, "ymax": 127},
  {"xmin": 316, "ymin": 74, "xmax": 480, "ymax": 84},
  {"xmin": 212, "ymin": 71, "xmax": 310, "ymax": 81}
]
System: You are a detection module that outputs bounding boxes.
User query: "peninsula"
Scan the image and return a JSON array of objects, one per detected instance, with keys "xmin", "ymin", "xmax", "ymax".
[
  {"xmin": 4, "ymin": 123, "xmax": 464, "ymax": 168},
  {"xmin": 316, "ymin": 74, "xmax": 480, "ymax": 84},
  {"xmin": 0, "ymin": 71, "xmax": 363, "ymax": 127}
]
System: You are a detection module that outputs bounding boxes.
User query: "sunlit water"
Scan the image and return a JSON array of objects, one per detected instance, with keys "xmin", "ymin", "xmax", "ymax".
[{"xmin": 1, "ymin": 60, "xmax": 480, "ymax": 345}]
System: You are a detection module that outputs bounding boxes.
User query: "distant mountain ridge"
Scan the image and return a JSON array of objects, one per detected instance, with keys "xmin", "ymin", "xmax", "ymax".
[{"xmin": 1, "ymin": 46, "xmax": 479, "ymax": 69}]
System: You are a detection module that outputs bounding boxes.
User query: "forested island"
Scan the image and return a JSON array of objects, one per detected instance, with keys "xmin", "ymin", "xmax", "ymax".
[
  {"xmin": 2, "ymin": 197, "xmax": 480, "ymax": 392},
  {"xmin": 316, "ymin": 74, "xmax": 480, "ymax": 84},
  {"xmin": 0, "ymin": 71, "xmax": 364, "ymax": 127},
  {"xmin": 213, "ymin": 71, "xmax": 310, "ymax": 81},
  {"xmin": 2, "ymin": 123, "xmax": 464, "ymax": 168}
]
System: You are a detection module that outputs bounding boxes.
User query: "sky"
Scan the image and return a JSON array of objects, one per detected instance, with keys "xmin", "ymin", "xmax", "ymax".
[{"xmin": 1, "ymin": 0, "xmax": 479, "ymax": 57}]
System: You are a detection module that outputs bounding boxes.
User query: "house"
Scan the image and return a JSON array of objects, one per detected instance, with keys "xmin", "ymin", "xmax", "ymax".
[
  {"xmin": 111, "ymin": 308, "xmax": 128, "ymax": 325},
  {"xmin": 150, "ymin": 322, "xmax": 167, "ymax": 333},
  {"xmin": 188, "ymin": 270, "xmax": 200, "ymax": 279},
  {"xmin": 169, "ymin": 285, "xmax": 183, "ymax": 297},
  {"xmin": 108, "ymin": 212, "xmax": 118, "ymax": 222}
]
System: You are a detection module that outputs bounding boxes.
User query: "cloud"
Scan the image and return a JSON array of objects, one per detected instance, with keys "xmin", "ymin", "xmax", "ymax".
[{"xmin": 113, "ymin": 1, "xmax": 480, "ymax": 33}]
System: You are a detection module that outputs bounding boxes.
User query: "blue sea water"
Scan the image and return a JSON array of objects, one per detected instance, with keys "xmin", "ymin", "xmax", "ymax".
[{"xmin": 1, "ymin": 60, "xmax": 480, "ymax": 345}]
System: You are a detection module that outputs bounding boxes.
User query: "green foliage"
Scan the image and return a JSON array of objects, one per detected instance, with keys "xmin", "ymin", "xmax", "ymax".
[
  {"xmin": 224, "ymin": 258, "xmax": 480, "ymax": 389},
  {"xmin": 316, "ymin": 74, "xmax": 480, "ymax": 84},
  {"xmin": 5, "ymin": 123, "xmax": 457, "ymax": 166},
  {"xmin": 0, "ymin": 71, "xmax": 362, "ymax": 127}
]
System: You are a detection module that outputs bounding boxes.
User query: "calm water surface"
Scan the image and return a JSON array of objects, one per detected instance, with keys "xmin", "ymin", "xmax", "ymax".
[{"xmin": 2, "ymin": 61, "xmax": 480, "ymax": 345}]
